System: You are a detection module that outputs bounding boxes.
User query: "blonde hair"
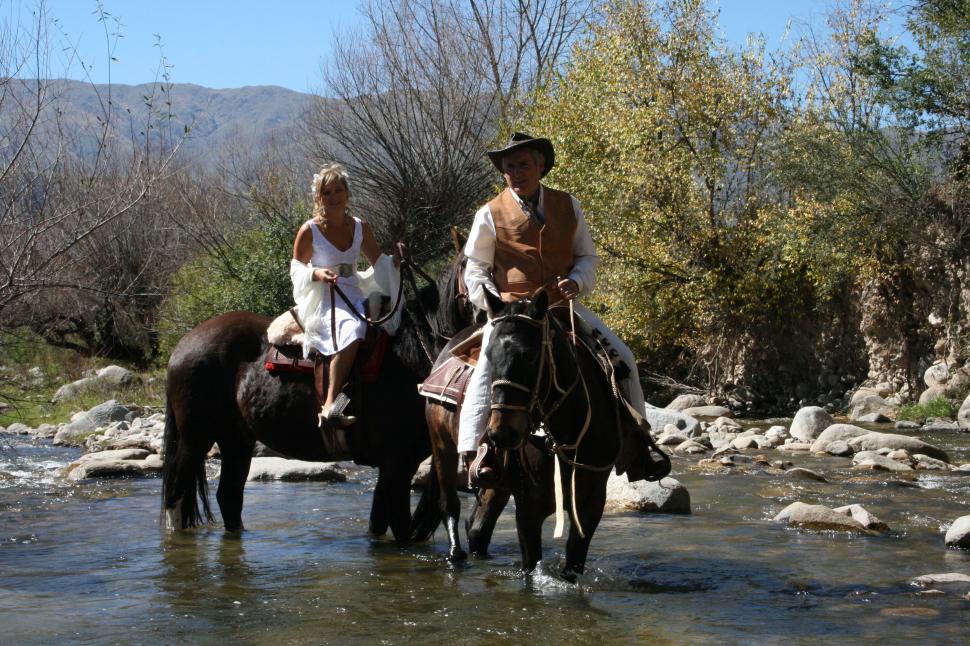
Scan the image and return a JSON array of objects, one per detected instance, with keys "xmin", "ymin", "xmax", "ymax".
[{"xmin": 310, "ymin": 163, "xmax": 351, "ymax": 219}]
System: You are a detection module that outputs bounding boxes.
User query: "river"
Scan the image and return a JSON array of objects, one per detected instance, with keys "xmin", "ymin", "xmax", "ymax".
[{"xmin": 1, "ymin": 424, "xmax": 968, "ymax": 644}]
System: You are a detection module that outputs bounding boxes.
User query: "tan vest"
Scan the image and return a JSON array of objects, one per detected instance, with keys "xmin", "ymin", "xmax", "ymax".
[{"xmin": 489, "ymin": 186, "xmax": 577, "ymax": 301}]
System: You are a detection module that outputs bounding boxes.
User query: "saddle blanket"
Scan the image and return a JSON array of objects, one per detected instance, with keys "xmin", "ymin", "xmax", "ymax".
[
  {"xmin": 264, "ymin": 331, "xmax": 389, "ymax": 383},
  {"xmin": 418, "ymin": 355, "xmax": 475, "ymax": 408}
]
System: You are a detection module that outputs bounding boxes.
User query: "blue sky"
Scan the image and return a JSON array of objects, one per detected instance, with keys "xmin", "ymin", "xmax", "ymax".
[{"xmin": 11, "ymin": 1, "xmax": 909, "ymax": 92}]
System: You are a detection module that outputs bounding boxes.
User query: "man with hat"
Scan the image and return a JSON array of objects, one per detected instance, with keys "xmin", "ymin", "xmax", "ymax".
[{"xmin": 459, "ymin": 132, "xmax": 651, "ymax": 486}]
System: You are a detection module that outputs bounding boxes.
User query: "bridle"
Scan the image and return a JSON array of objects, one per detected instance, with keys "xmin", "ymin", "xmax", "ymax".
[{"xmin": 488, "ymin": 311, "xmax": 614, "ymax": 473}]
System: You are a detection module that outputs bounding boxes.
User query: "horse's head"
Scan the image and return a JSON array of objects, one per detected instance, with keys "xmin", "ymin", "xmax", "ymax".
[{"xmin": 483, "ymin": 288, "xmax": 549, "ymax": 450}]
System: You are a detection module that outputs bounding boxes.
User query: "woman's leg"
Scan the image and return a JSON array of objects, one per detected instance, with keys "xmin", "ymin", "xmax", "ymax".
[{"xmin": 324, "ymin": 339, "xmax": 360, "ymax": 412}]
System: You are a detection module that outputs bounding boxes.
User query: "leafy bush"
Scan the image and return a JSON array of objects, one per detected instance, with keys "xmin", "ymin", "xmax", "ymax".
[
  {"xmin": 157, "ymin": 207, "xmax": 308, "ymax": 358},
  {"xmin": 896, "ymin": 397, "xmax": 959, "ymax": 422}
]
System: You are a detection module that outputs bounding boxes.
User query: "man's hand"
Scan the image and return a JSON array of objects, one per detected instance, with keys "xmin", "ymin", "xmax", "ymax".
[
  {"xmin": 557, "ymin": 278, "xmax": 579, "ymax": 301},
  {"xmin": 313, "ymin": 267, "xmax": 338, "ymax": 283}
]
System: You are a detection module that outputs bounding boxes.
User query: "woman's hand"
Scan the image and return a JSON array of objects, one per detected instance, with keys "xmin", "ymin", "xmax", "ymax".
[{"xmin": 313, "ymin": 267, "xmax": 338, "ymax": 283}]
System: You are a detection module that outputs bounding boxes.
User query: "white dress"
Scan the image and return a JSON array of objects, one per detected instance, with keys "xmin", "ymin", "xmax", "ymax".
[{"xmin": 305, "ymin": 217, "xmax": 368, "ymax": 356}]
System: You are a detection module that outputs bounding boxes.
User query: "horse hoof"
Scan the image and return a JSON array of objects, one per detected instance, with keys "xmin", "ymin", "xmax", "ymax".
[
  {"xmin": 559, "ymin": 568, "xmax": 579, "ymax": 583},
  {"xmin": 447, "ymin": 547, "xmax": 468, "ymax": 562}
]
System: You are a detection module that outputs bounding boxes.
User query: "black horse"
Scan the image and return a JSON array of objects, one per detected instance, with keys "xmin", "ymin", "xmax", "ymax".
[
  {"xmin": 421, "ymin": 288, "xmax": 636, "ymax": 580},
  {"xmin": 161, "ymin": 262, "xmax": 459, "ymax": 543}
]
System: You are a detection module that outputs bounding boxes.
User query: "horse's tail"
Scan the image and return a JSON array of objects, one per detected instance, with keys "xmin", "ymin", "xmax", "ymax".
[
  {"xmin": 160, "ymin": 396, "xmax": 213, "ymax": 530},
  {"xmin": 409, "ymin": 460, "xmax": 442, "ymax": 542}
]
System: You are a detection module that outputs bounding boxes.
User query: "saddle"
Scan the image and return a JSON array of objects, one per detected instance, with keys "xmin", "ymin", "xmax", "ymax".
[{"xmin": 263, "ymin": 309, "xmax": 390, "ymax": 463}]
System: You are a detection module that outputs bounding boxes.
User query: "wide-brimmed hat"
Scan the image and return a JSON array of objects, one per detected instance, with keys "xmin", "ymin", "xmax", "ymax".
[{"xmin": 486, "ymin": 132, "xmax": 555, "ymax": 177}]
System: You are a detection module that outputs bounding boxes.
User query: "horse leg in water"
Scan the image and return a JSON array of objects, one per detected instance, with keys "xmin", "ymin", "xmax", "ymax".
[
  {"xmin": 215, "ymin": 433, "xmax": 256, "ymax": 532},
  {"xmin": 466, "ymin": 486, "xmax": 511, "ymax": 556},
  {"xmin": 370, "ymin": 460, "xmax": 419, "ymax": 542},
  {"xmin": 561, "ymin": 469, "xmax": 609, "ymax": 581}
]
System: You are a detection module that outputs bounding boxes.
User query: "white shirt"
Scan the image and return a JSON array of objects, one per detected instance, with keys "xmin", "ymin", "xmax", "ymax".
[{"xmin": 462, "ymin": 186, "xmax": 599, "ymax": 311}]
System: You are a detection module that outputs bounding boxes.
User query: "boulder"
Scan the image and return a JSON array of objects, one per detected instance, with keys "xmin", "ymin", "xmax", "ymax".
[
  {"xmin": 918, "ymin": 385, "xmax": 948, "ymax": 405},
  {"xmin": 848, "ymin": 432, "xmax": 949, "ymax": 463},
  {"xmin": 910, "ymin": 572, "xmax": 970, "ymax": 586},
  {"xmin": 913, "ymin": 454, "xmax": 949, "ymax": 471},
  {"xmin": 53, "ymin": 400, "xmax": 134, "ymax": 446},
  {"xmin": 777, "ymin": 441, "xmax": 812, "ymax": 452},
  {"xmin": 923, "ymin": 361, "xmax": 949, "ymax": 388},
  {"xmin": 810, "ymin": 424, "xmax": 870, "ymax": 453},
  {"xmin": 850, "ymin": 395, "xmax": 897, "ymax": 422},
  {"xmin": 731, "ymin": 436, "xmax": 760, "ymax": 450},
  {"xmin": 657, "ymin": 432, "xmax": 689, "ymax": 446},
  {"xmin": 642, "ymin": 403, "xmax": 700, "ymax": 436},
  {"xmin": 4, "ymin": 422, "xmax": 31, "ymax": 435},
  {"xmin": 895, "ymin": 420, "xmax": 921, "ymax": 430},
  {"xmin": 789, "ymin": 406, "xmax": 834, "ymax": 443},
  {"xmin": 681, "ymin": 405, "xmax": 732, "ymax": 419},
  {"xmin": 851, "ymin": 451, "xmax": 913, "ymax": 472},
  {"xmin": 713, "ymin": 416, "xmax": 742, "ymax": 430},
  {"xmin": 673, "ymin": 439, "xmax": 708, "ymax": 454},
  {"xmin": 773, "ymin": 502, "xmax": 875, "ymax": 534},
  {"xmin": 65, "ymin": 458, "xmax": 150, "ymax": 480},
  {"xmin": 921, "ymin": 418, "xmax": 960, "ymax": 432},
  {"xmin": 664, "ymin": 394, "xmax": 706, "ymax": 411},
  {"xmin": 77, "ymin": 448, "xmax": 150, "ymax": 462},
  {"xmin": 783, "ymin": 467, "xmax": 827, "ymax": 482},
  {"xmin": 246, "ymin": 457, "xmax": 347, "ymax": 482},
  {"xmin": 95, "ymin": 365, "xmax": 136, "ymax": 387},
  {"xmin": 855, "ymin": 412, "xmax": 891, "ymax": 423},
  {"xmin": 944, "ymin": 516, "xmax": 970, "ymax": 549},
  {"xmin": 832, "ymin": 504, "xmax": 890, "ymax": 532},
  {"xmin": 604, "ymin": 474, "xmax": 690, "ymax": 514},
  {"xmin": 51, "ymin": 376, "xmax": 99, "ymax": 403},
  {"xmin": 824, "ymin": 440, "xmax": 854, "ymax": 456},
  {"xmin": 849, "ymin": 388, "xmax": 881, "ymax": 406},
  {"xmin": 959, "ymin": 393, "xmax": 970, "ymax": 430}
]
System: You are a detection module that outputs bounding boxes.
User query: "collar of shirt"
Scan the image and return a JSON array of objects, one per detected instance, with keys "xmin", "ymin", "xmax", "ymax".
[{"xmin": 511, "ymin": 185, "xmax": 545, "ymax": 225}]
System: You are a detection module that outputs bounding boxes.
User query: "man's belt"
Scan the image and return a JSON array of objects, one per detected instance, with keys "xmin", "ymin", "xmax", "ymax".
[{"xmin": 322, "ymin": 263, "xmax": 355, "ymax": 278}]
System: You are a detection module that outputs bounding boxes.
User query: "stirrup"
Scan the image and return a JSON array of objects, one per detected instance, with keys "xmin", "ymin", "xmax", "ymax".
[
  {"xmin": 468, "ymin": 443, "xmax": 499, "ymax": 488},
  {"xmin": 318, "ymin": 392, "xmax": 356, "ymax": 428}
]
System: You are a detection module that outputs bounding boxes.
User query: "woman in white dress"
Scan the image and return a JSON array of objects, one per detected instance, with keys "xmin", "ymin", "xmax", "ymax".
[{"xmin": 292, "ymin": 163, "xmax": 383, "ymax": 426}]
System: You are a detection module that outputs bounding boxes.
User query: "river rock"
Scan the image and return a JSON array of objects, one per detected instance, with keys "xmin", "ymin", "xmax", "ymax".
[
  {"xmin": 773, "ymin": 502, "xmax": 874, "ymax": 534},
  {"xmin": 731, "ymin": 436, "xmax": 760, "ymax": 450},
  {"xmin": 777, "ymin": 441, "xmax": 812, "ymax": 452},
  {"xmin": 852, "ymin": 451, "xmax": 913, "ymax": 472},
  {"xmin": 643, "ymin": 403, "xmax": 700, "ymax": 437},
  {"xmin": 246, "ymin": 457, "xmax": 347, "ymax": 482},
  {"xmin": 657, "ymin": 432, "xmax": 689, "ymax": 446},
  {"xmin": 847, "ymin": 432, "xmax": 949, "ymax": 463},
  {"xmin": 810, "ymin": 424, "xmax": 869, "ymax": 453},
  {"xmin": 665, "ymin": 394, "xmax": 706, "ymax": 411},
  {"xmin": 911, "ymin": 572, "xmax": 970, "ymax": 586},
  {"xmin": 51, "ymin": 376, "xmax": 99, "ymax": 403},
  {"xmin": 78, "ymin": 448, "xmax": 151, "ymax": 462},
  {"xmin": 944, "ymin": 516, "xmax": 970, "ymax": 549},
  {"xmin": 674, "ymin": 439, "xmax": 708, "ymax": 454},
  {"xmin": 4, "ymin": 422, "xmax": 31, "ymax": 435},
  {"xmin": 832, "ymin": 504, "xmax": 890, "ymax": 532},
  {"xmin": 714, "ymin": 416, "xmax": 742, "ymax": 430},
  {"xmin": 604, "ymin": 474, "xmax": 690, "ymax": 514},
  {"xmin": 895, "ymin": 420, "xmax": 921, "ymax": 431},
  {"xmin": 790, "ymin": 406, "xmax": 834, "ymax": 442},
  {"xmin": 51, "ymin": 366, "xmax": 136, "ymax": 403},
  {"xmin": 681, "ymin": 405, "xmax": 732, "ymax": 419},
  {"xmin": 783, "ymin": 467, "xmax": 827, "ymax": 482},
  {"xmin": 913, "ymin": 454, "xmax": 949, "ymax": 471},
  {"xmin": 824, "ymin": 440, "xmax": 854, "ymax": 456},
  {"xmin": 960, "ymin": 393, "xmax": 970, "ymax": 430},
  {"xmin": 850, "ymin": 395, "xmax": 896, "ymax": 422},
  {"xmin": 855, "ymin": 412, "xmax": 892, "ymax": 423},
  {"xmin": 65, "ymin": 458, "xmax": 150, "ymax": 480},
  {"xmin": 53, "ymin": 400, "xmax": 134, "ymax": 446},
  {"xmin": 849, "ymin": 388, "xmax": 881, "ymax": 405},
  {"xmin": 922, "ymin": 418, "xmax": 960, "ymax": 432}
]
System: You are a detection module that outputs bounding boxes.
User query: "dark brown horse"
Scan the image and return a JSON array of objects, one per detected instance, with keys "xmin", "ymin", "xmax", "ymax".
[
  {"xmin": 420, "ymin": 289, "xmax": 634, "ymax": 580},
  {"xmin": 160, "ymin": 260, "xmax": 465, "ymax": 543}
]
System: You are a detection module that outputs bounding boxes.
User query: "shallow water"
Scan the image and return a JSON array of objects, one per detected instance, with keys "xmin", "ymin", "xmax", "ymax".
[{"xmin": 1, "ymin": 427, "xmax": 969, "ymax": 645}]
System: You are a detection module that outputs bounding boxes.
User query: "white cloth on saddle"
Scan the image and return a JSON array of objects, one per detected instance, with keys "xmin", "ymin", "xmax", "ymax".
[
  {"xmin": 290, "ymin": 217, "xmax": 401, "ymax": 358},
  {"xmin": 455, "ymin": 302, "xmax": 646, "ymax": 453}
]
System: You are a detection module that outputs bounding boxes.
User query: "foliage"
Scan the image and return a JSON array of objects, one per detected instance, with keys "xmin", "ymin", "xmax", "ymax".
[
  {"xmin": 896, "ymin": 396, "xmax": 959, "ymax": 421},
  {"xmin": 157, "ymin": 204, "xmax": 307, "ymax": 357}
]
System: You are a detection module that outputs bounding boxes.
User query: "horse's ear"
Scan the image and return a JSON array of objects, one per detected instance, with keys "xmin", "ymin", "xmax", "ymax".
[
  {"xmin": 450, "ymin": 226, "xmax": 466, "ymax": 254},
  {"xmin": 483, "ymin": 287, "xmax": 505, "ymax": 318},
  {"xmin": 529, "ymin": 289, "xmax": 549, "ymax": 320}
]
